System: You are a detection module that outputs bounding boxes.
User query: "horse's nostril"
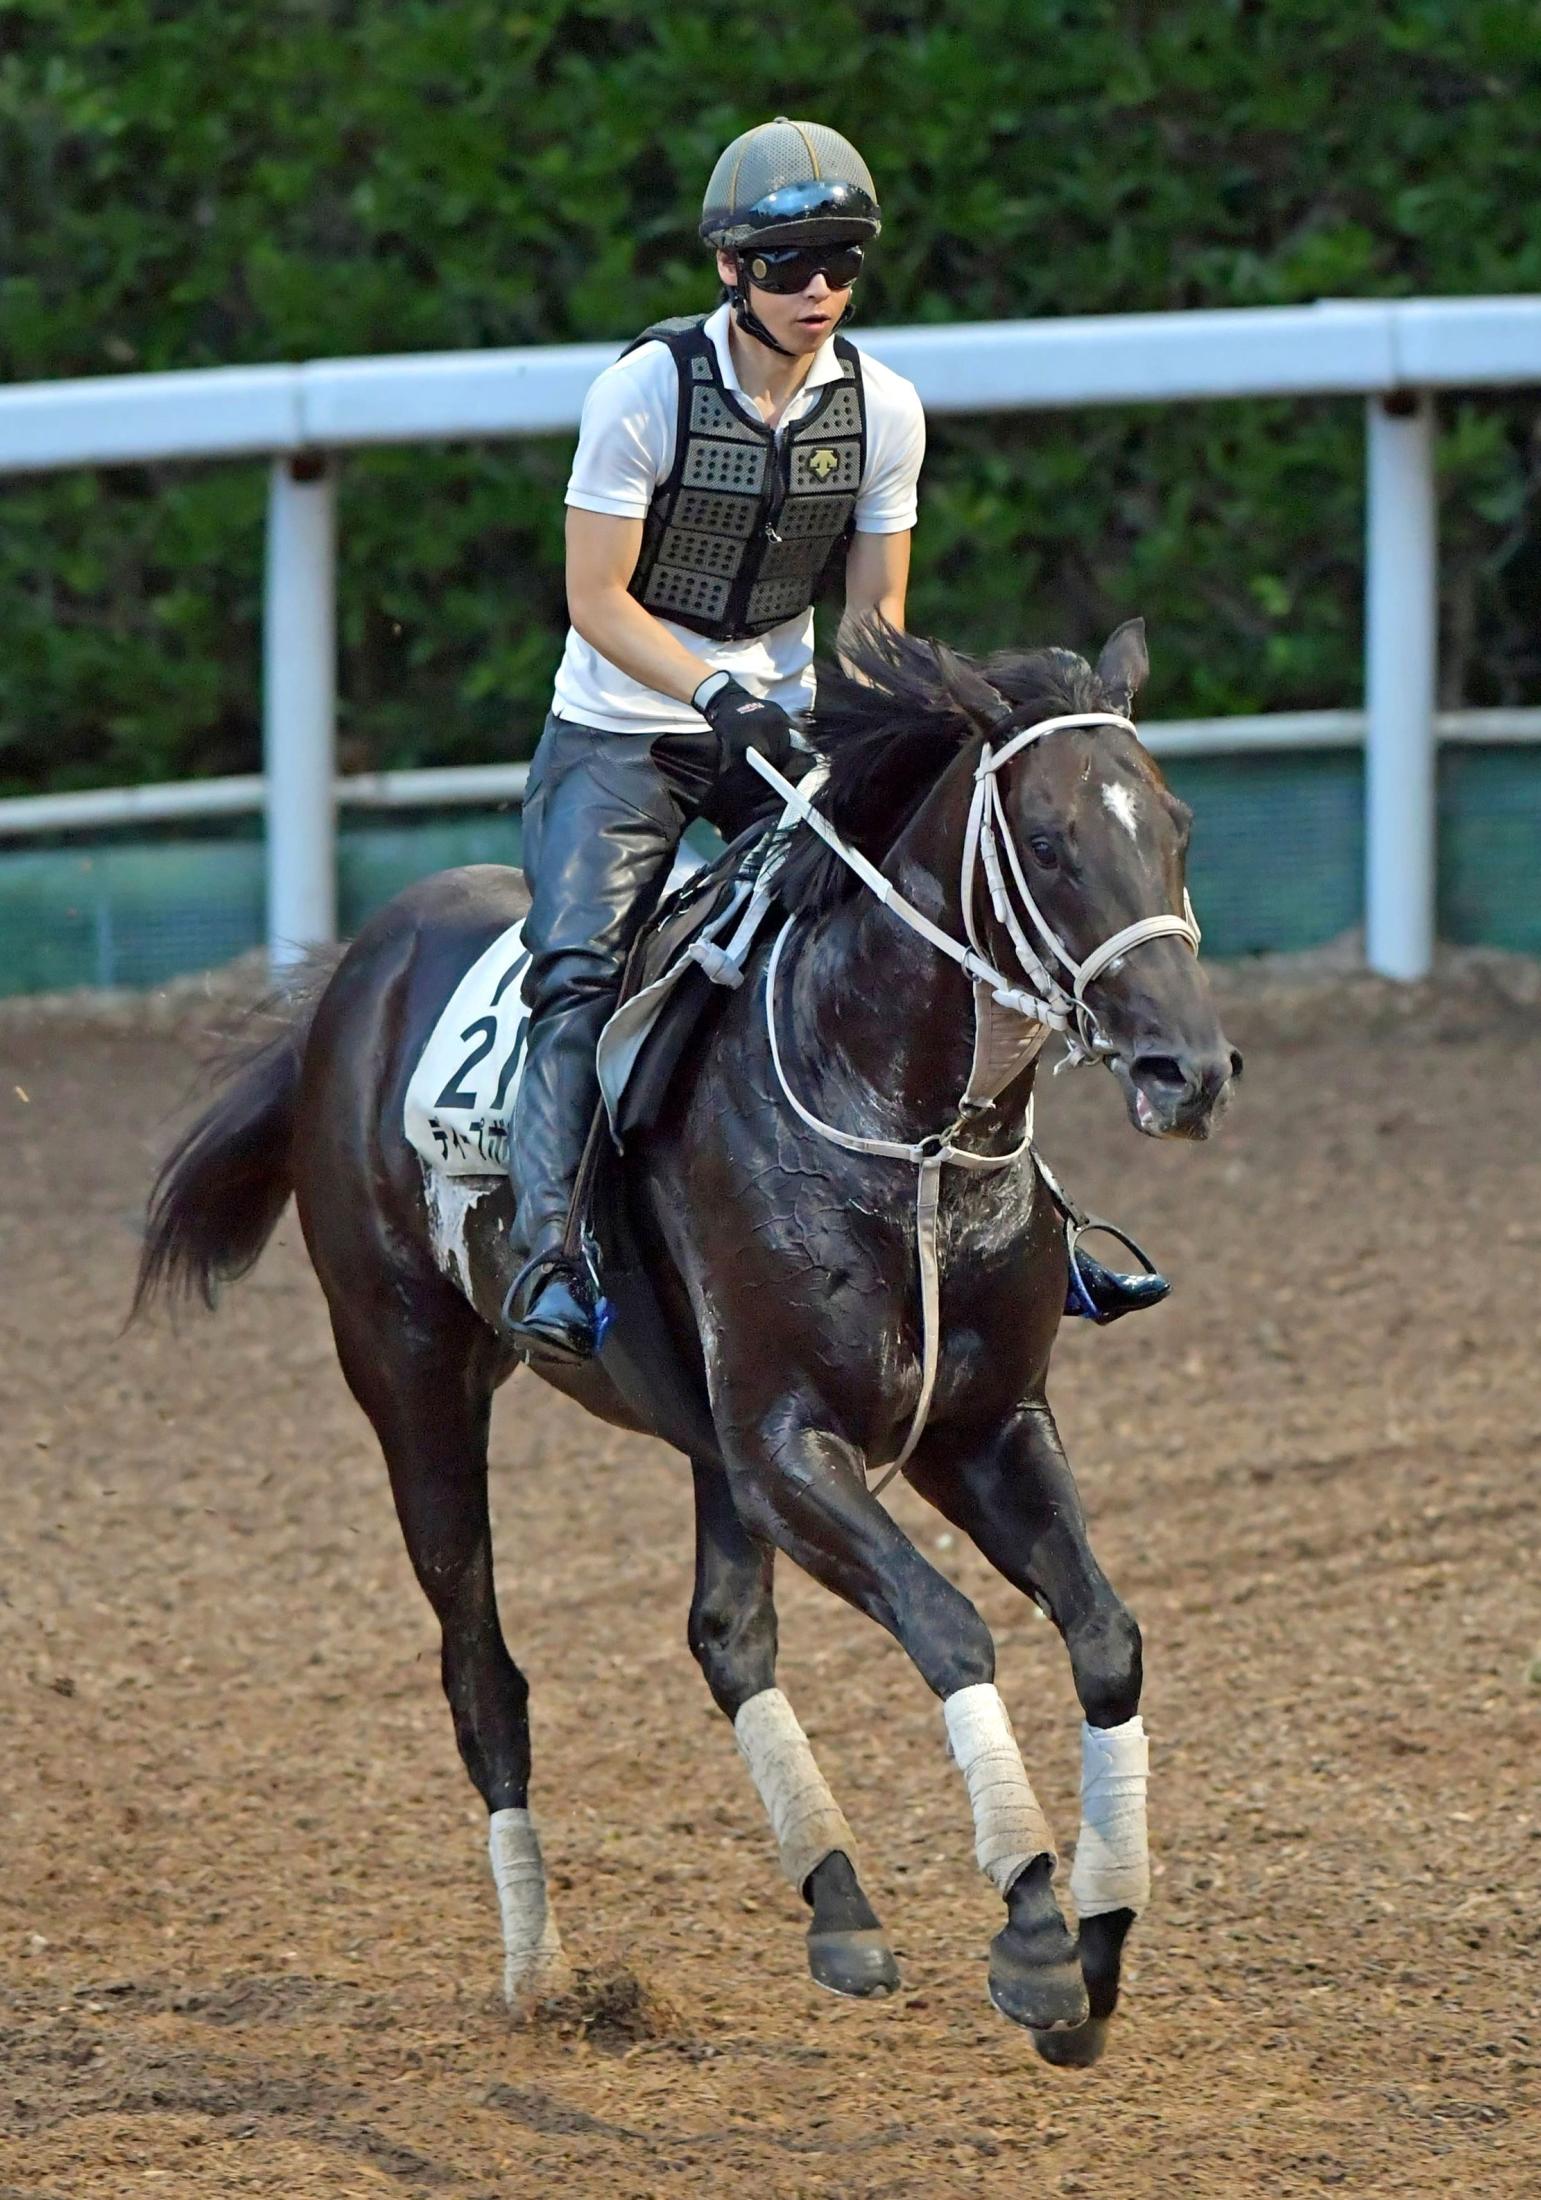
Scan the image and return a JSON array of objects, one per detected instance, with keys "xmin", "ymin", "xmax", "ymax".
[
  {"xmin": 1130, "ymin": 1053, "xmax": 1189, "ymax": 1094},
  {"xmin": 1229, "ymin": 1048, "xmax": 1245, "ymax": 1080}
]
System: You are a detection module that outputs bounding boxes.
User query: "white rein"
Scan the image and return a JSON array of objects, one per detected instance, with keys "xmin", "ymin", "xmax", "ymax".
[{"xmin": 746, "ymin": 711, "xmax": 1201, "ymax": 1490}]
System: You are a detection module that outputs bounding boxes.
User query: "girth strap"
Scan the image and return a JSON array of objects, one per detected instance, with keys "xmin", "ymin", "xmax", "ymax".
[{"xmin": 895, "ymin": 1151, "xmax": 945, "ymax": 1494}]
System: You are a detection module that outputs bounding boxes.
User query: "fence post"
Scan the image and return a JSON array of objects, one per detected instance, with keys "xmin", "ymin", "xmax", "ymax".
[
  {"xmin": 263, "ymin": 453, "xmax": 337, "ymax": 968},
  {"xmin": 1364, "ymin": 393, "xmax": 1437, "ymax": 980}
]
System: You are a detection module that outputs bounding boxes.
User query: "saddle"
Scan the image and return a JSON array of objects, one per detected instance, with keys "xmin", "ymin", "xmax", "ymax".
[
  {"xmin": 595, "ymin": 822, "xmax": 779, "ymax": 1142},
  {"xmin": 571, "ymin": 828, "xmax": 781, "ymax": 1460}
]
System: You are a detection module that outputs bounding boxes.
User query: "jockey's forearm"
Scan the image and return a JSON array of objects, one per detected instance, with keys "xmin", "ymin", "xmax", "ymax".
[{"xmin": 568, "ymin": 584, "xmax": 718, "ymax": 709}]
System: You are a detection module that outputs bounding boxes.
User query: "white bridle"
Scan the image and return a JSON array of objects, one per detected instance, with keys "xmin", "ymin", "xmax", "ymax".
[
  {"xmin": 749, "ymin": 708, "xmax": 1200, "ymax": 1070},
  {"xmin": 960, "ymin": 710, "xmax": 1201, "ymax": 1061},
  {"xmin": 743, "ymin": 709, "xmax": 1203, "ymax": 1490}
]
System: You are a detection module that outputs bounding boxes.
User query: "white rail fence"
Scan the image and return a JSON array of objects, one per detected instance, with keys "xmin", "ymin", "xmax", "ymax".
[{"xmin": 3, "ymin": 295, "xmax": 1541, "ymax": 978}]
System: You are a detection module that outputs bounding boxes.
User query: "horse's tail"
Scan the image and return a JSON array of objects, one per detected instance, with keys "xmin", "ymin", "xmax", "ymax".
[{"xmin": 131, "ymin": 951, "xmax": 341, "ymax": 1320}]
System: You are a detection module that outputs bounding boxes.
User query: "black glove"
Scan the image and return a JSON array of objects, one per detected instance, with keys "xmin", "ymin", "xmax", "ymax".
[{"xmin": 694, "ymin": 675, "xmax": 795, "ymax": 776}]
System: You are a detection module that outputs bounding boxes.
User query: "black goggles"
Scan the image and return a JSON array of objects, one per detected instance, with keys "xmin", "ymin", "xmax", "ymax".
[{"xmin": 740, "ymin": 242, "xmax": 865, "ymax": 294}]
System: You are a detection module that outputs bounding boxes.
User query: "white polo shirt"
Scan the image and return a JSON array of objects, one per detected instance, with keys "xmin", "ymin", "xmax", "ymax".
[{"xmin": 551, "ymin": 303, "xmax": 925, "ymax": 735}]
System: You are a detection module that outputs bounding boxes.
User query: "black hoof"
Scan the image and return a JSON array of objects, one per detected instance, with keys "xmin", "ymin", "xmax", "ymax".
[
  {"xmin": 1031, "ymin": 2014, "xmax": 1111, "ymax": 2068},
  {"xmin": 987, "ymin": 1922, "xmax": 1090, "ymax": 2033},
  {"xmin": 807, "ymin": 1926, "xmax": 901, "ymax": 1999}
]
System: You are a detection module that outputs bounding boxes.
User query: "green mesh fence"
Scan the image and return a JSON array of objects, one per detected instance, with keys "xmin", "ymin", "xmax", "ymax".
[
  {"xmin": 0, "ymin": 811, "xmax": 524, "ymax": 997},
  {"xmin": 0, "ymin": 747, "xmax": 1536, "ymax": 999},
  {"xmin": 1165, "ymin": 750, "xmax": 1365, "ymax": 957},
  {"xmin": 1436, "ymin": 747, "xmax": 1541, "ymax": 954}
]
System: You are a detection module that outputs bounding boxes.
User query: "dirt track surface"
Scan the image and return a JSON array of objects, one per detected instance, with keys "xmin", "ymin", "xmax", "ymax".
[{"xmin": 2, "ymin": 966, "xmax": 1539, "ymax": 2197}]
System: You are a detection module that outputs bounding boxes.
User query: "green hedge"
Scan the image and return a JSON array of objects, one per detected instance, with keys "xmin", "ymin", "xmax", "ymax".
[{"xmin": 2, "ymin": 1, "xmax": 1539, "ymax": 795}]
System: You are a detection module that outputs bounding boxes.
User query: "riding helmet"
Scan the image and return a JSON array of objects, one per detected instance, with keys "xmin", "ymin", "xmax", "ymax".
[{"xmin": 699, "ymin": 117, "xmax": 882, "ymax": 250}]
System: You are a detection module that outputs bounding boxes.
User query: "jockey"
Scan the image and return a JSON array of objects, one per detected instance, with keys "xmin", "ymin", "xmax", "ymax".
[
  {"xmin": 503, "ymin": 116, "xmax": 1165, "ymax": 1365},
  {"xmin": 502, "ymin": 116, "xmax": 920, "ymax": 1362}
]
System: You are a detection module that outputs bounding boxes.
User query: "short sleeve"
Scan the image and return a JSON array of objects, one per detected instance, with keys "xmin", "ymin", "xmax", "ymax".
[
  {"xmin": 564, "ymin": 345, "xmax": 674, "ymax": 521},
  {"xmin": 853, "ymin": 370, "xmax": 925, "ymax": 536}
]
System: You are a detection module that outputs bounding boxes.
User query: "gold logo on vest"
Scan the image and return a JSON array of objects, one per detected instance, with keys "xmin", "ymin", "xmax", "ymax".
[{"xmin": 807, "ymin": 448, "xmax": 841, "ymax": 481}]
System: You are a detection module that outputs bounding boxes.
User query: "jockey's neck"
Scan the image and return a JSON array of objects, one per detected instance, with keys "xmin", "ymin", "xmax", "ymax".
[{"xmin": 727, "ymin": 319, "xmax": 820, "ymax": 430}]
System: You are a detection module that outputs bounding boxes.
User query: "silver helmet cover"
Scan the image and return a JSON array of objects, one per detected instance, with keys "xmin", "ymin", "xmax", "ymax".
[{"xmin": 700, "ymin": 117, "xmax": 881, "ymax": 249}]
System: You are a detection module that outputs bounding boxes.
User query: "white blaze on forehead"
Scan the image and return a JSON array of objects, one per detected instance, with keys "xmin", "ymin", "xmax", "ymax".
[{"xmin": 1101, "ymin": 780, "xmax": 1141, "ymax": 841}]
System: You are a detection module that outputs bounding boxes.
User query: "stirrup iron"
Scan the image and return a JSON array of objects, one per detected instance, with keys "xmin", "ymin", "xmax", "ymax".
[
  {"xmin": 1063, "ymin": 1217, "xmax": 1170, "ymax": 1324},
  {"xmin": 1032, "ymin": 1150, "xmax": 1170, "ymax": 1325},
  {"xmin": 500, "ymin": 1247, "xmax": 612, "ymax": 1362}
]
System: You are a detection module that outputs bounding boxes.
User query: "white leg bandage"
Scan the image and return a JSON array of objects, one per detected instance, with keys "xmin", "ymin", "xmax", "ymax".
[
  {"xmin": 488, "ymin": 1808, "xmax": 566, "ymax": 2006},
  {"xmin": 1068, "ymin": 1715, "xmax": 1151, "ymax": 1919},
  {"xmin": 734, "ymin": 1687, "xmax": 857, "ymax": 1893},
  {"xmin": 943, "ymin": 1682, "xmax": 1057, "ymax": 1894}
]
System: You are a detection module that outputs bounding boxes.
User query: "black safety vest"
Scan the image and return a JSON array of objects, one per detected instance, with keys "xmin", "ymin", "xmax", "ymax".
[{"xmin": 622, "ymin": 315, "xmax": 868, "ymax": 643}]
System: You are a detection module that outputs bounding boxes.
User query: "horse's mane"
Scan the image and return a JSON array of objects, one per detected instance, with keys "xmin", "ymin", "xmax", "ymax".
[{"xmin": 775, "ymin": 620, "xmax": 1108, "ymax": 918}]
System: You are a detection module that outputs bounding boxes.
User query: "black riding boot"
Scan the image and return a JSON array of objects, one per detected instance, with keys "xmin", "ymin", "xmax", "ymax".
[
  {"xmin": 1064, "ymin": 1248, "xmax": 1171, "ymax": 1323},
  {"xmin": 502, "ymin": 713, "xmax": 709, "ymax": 1365},
  {"xmin": 502, "ymin": 984, "xmax": 618, "ymax": 1361}
]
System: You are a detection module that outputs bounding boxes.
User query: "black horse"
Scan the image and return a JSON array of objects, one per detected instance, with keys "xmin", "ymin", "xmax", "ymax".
[{"xmin": 134, "ymin": 619, "xmax": 1238, "ymax": 2067}]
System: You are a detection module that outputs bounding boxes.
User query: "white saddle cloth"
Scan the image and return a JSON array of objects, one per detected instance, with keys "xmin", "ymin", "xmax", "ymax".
[
  {"xmin": 402, "ymin": 859, "xmax": 767, "ymax": 1184},
  {"xmin": 403, "ymin": 923, "xmax": 531, "ymax": 1178}
]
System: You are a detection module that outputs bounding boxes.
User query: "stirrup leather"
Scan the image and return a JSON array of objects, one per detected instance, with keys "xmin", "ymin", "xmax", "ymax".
[{"xmin": 1031, "ymin": 1150, "xmax": 1171, "ymax": 1325}]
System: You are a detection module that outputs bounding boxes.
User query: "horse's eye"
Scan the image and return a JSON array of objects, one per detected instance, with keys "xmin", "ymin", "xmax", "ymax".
[{"xmin": 1027, "ymin": 835, "xmax": 1059, "ymax": 870}]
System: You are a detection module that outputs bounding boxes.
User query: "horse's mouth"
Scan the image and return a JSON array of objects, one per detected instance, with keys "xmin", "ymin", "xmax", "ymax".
[{"xmin": 1110, "ymin": 1049, "xmax": 1240, "ymax": 1141}]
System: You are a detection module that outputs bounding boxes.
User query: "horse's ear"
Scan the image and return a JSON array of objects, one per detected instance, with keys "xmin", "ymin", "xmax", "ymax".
[
  {"xmin": 933, "ymin": 641, "xmax": 1010, "ymax": 736},
  {"xmin": 1096, "ymin": 618, "xmax": 1149, "ymax": 714}
]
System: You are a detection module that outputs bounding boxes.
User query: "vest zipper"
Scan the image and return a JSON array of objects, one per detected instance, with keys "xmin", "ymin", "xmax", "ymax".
[{"xmin": 762, "ymin": 430, "xmax": 792, "ymax": 546}]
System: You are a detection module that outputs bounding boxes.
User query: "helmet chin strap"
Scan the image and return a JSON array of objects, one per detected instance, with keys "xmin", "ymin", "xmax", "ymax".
[
  {"xmin": 726, "ymin": 276, "xmax": 797, "ymax": 358},
  {"xmin": 725, "ymin": 262, "xmax": 854, "ymax": 360}
]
